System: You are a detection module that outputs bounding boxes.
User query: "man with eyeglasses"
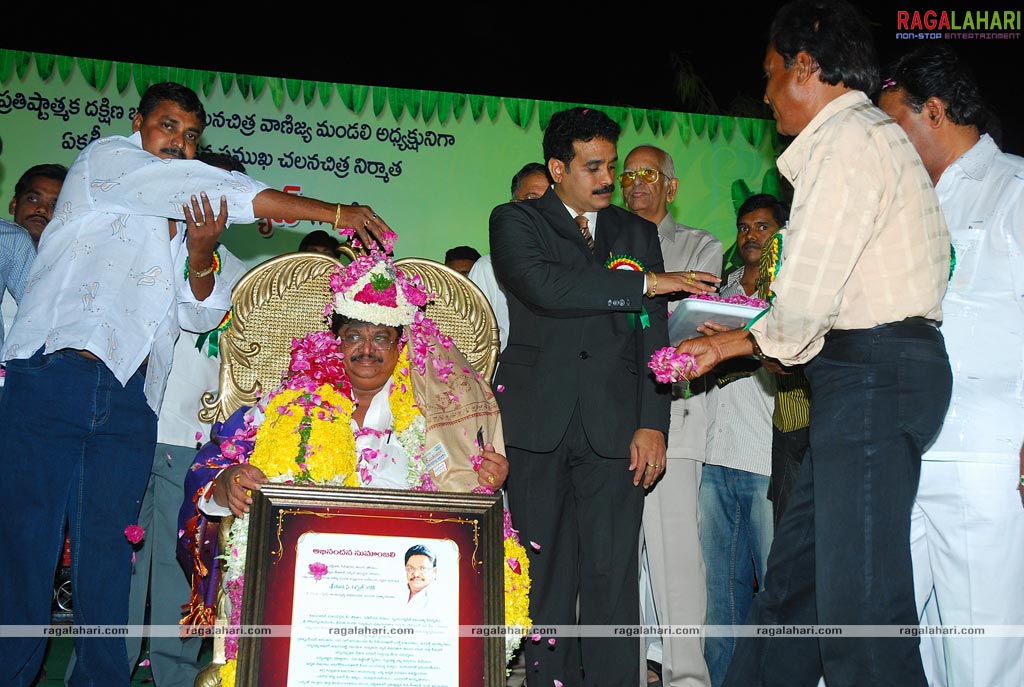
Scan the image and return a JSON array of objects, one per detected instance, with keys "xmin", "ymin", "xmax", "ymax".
[{"xmin": 622, "ymin": 144, "xmax": 721, "ymax": 687}]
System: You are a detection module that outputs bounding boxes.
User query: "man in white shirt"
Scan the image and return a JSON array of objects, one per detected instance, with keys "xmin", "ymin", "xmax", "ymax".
[
  {"xmin": 0, "ymin": 163, "xmax": 67, "ymax": 395},
  {"xmin": 623, "ymin": 144, "xmax": 721, "ymax": 687},
  {"xmin": 0, "ymin": 81, "xmax": 391, "ymax": 687},
  {"xmin": 880, "ymin": 44, "xmax": 1024, "ymax": 687}
]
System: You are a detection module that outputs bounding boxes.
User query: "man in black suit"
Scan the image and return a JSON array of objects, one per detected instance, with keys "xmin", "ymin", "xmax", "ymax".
[{"xmin": 489, "ymin": 106, "xmax": 717, "ymax": 686}]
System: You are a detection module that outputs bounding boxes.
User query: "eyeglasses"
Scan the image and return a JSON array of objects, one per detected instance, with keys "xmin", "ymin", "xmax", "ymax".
[
  {"xmin": 341, "ymin": 333, "xmax": 398, "ymax": 351},
  {"xmin": 405, "ymin": 565, "xmax": 434, "ymax": 575},
  {"xmin": 618, "ymin": 168, "xmax": 663, "ymax": 188}
]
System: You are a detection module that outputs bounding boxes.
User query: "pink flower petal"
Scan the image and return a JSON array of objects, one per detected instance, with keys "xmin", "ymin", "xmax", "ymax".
[
  {"xmin": 548, "ymin": 638, "xmax": 556, "ymax": 646},
  {"xmin": 554, "ymin": 681, "xmax": 563, "ymax": 687},
  {"xmin": 530, "ymin": 541, "xmax": 541, "ymax": 551}
]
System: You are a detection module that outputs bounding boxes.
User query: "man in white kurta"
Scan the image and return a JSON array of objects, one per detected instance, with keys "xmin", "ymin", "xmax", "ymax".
[
  {"xmin": 622, "ymin": 144, "xmax": 722, "ymax": 687},
  {"xmin": 881, "ymin": 45, "xmax": 1024, "ymax": 687}
]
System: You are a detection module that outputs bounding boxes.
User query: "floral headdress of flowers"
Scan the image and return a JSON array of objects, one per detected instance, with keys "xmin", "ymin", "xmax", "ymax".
[{"xmin": 329, "ymin": 249, "xmax": 429, "ymax": 326}]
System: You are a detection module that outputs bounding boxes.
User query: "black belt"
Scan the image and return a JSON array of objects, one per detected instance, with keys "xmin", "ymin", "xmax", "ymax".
[{"xmin": 826, "ymin": 316, "xmax": 939, "ymax": 341}]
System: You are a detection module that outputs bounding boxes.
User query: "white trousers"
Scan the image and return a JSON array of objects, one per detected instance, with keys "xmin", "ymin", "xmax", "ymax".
[
  {"xmin": 911, "ymin": 459, "xmax": 1024, "ymax": 687},
  {"xmin": 640, "ymin": 457, "xmax": 710, "ymax": 687}
]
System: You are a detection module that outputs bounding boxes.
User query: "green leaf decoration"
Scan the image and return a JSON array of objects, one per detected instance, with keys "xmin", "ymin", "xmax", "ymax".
[
  {"xmin": 538, "ymin": 100, "xmax": 557, "ymax": 130},
  {"xmin": 387, "ymin": 88, "xmax": 405, "ymax": 119},
  {"xmin": 92, "ymin": 59, "xmax": 112, "ymax": 91},
  {"xmin": 630, "ymin": 107, "xmax": 646, "ymax": 131},
  {"xmin": 422, "ymin": 90, "xmax": 439, "ymax": 124},
  {"xmin": 690, "ymin": 112, "xmax": 707, "ymax": 138},
  {"xmin": 269, "ymin": 77, "xmax": 285, "ymax": 110},
  {"xmin": 656, "ymin": 109, "xmax": 674, "ymax": 136},
  {"xmin": 317, "ymin": 81, "xmax": 332, "ymax": 108},
  {"xmin": 0, "ymin": 50, "xmax": 14, "ymax": 82},
  {"xmin": 248, "ymin": 76, "xmax": 267, "ymax": 101},
  {"xmin": 285, "ymin": 77, "xmax": 302, "ymax": 103},
  {"xmin": 485, "ymin": 95, "xmax": 501, "ymax": 122},
  {"xmin": 504, "ymin": 97, "xmax": 526, "ymax": 127},
  {"xmin": 350, "ymin": 84, "xmax": 369, "ymax": 114},
  {"xmin": 200, "ymin": 70, "xmax": 216, "ymax": 98},
  {"xmin": 451, "ymin": 93, "xmax": 466, "ymax": 120},
  {"xmin": 372, "ymin": 87, "xmax": 387, "ymax": 117},
  {"xmin": 168, "ymin": 65, "xmax": 188, "ymax": 86},
  {"xmin": 601, "ymin": 106, "xmax": 627, "ymax": 129},
  {"xmin": 14, "ymin": 50, "xmax": 31, "ymax": 79},
  {"xmin": 297, "ymin": 79, "xmax": 312, "ymax": 106},
  {"xmin": 706, "ymin": 115, "xmax": 720, "ymax": 142},
  {"xmin": 751, "ymin": 118, "xmax": 765, "ymax": 149},
  {"xmin": 720, "ymin": 116, "xmax": 736, "ymax": 142},
  {"xmin": 761, "ymin": 168, "xmax": 782, "ymax": 199},
  {"xmin": 34, "ymin": 53, "xmax": 55, "ymax": 80},
  {"xmin": 116, "ymin": 61, "xmax": 132, "ymax": 93},
  {"xmin": 133, "ymin": 66, "xmax": 149, "ymax": 98},
  {"xmin": 236, "ymin": 74, "xmax": 252, "ymax": 99},
  {"xmin": 57, "ymin": 55, "xmax": 75, "ymax": 82},
  {"xmin": 676, "ymin": 113, "xmax": 691, "ymax": 145},
  {"xmin": 738, "ymin": 118, "xmax": 755, "ymax": 147},
  {"xmin": 338, "ymin": 83, "xmax": 355, "ymax": 111},
  {"xmin": 469, "ymin": 94, "xmax": 484, "ymax": 121},
  {"xmin": 403, "ymin": 89, "xmax": 422, "ymax": 119},
  {"xmin": 181, "ymin": 68, "xmax": 200, "ymax": 93},
  {"xmin": 648, "ymin": 115, "xmax": 662, "ymax": 136},
  {"xmin": 219, "ymin": 72, "xmax": 235, "ymax": 96},
  {"xmin": 731, "ymin": 178, "xmax": 753, "ymax": 213}
]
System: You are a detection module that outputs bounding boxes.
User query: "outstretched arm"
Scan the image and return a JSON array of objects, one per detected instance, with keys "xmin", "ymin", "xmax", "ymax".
[{"xmin": 252, "ymin": 191, "xmax": 392, "ymax": 249}]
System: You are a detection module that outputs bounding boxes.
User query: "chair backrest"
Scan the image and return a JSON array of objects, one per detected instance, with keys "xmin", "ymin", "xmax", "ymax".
[
  {"xmin": 200, "ymin": 253, "xmax": 500, "ymax": 425},
  {"xmin": 394, "ymin": 257, "xmax": 500, "ymax": 384},
  {"xmin": 199, "ymin": 251, "xmax": 341, "ymax": 425}
]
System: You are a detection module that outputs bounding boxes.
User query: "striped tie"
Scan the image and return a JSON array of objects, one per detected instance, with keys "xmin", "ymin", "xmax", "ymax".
[{"xmin": 575, "ymin": 214, "xmax": 595, "ymax": 252}]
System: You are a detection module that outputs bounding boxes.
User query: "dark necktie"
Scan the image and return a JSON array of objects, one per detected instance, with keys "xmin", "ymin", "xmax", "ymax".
[{"xmin": 575, "ymin": 214, "xmax": 595, "ymax": 252}]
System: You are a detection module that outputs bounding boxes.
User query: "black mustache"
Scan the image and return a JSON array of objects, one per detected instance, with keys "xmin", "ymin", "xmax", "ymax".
[
  {"xmin": 741, "ymin": 242, "xmax": 763, "ymax": 252},
  {"xmin": 161, "ymin": 147, "xmax": 185, "ymax": 159},
  {"xmin": 349, "ymin": 352, "xmax": 384, "ymax": 364},
  {"xmin": 595, "ymin": 185, "xmax": 614, "ymax": 195}
]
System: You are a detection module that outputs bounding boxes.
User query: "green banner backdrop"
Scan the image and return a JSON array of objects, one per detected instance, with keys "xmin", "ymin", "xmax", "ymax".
[{"xmin": 0, "ymin": 48, "xmax": 780, "ymax": 269}]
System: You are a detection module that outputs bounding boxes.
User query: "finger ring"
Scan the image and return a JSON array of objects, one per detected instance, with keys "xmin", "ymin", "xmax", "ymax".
[
  {"xmin": 487, "ymin": 475, "xmax": 495, "ymax": 485},
  {"xmin": 195, "ymin": 221, "xmax": 205, "ymax": 227},
  {"xmin": 364, "ymin": 219, "xmax": 369, "ymax": 227},
  {"xmin": 232, "ymin": 473, "xmax": 241, "ymax": 483},
  {"xmin": 689, "ymin": 270, "xmax": 696, "ymax": 278},
  {"xmin": 647, "ymin": 463, "xmax": 656, "ymax": 468},
  {"xmin": 372, "ymin": 213, "xmax": 378, "ymax": 219},
  {"xmin": 686, "ymin": 277, "xmax": 694, "ymax": 284}
]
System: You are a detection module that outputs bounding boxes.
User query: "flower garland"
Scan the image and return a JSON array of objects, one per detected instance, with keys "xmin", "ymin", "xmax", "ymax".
[
  {"xmin": 688, "ymin": 292, "xmax": 769, "ymax": 309},
  {"xmin": 212, "ymin": 328, "xmax": 530, "ymax": 680}
]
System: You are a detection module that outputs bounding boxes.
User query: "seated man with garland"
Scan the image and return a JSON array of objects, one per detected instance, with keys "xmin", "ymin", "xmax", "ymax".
[{"xmin": 177, "ymin": 250, "xmax": 531, "ymax": 685}]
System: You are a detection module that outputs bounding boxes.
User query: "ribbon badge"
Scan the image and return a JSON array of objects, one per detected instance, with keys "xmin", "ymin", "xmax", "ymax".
[
  {"xmin": 195, "ymin": 308, "xmax": 233, "ymax": 358},
  {"xmin": 605, "ymin": 254, "xmax": 650, "ymax": 329}
]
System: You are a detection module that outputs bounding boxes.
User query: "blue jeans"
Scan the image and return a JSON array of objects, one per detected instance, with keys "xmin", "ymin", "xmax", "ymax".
[
  {"xmin": 723, "ymin": 321, "xmax": 952, "ymax": 687},
  {"xmin": 699, "ymin": 464, "xmax": 773, "ymax": 687},
  {"xmin": 0, "ymin": 348, "xmax": 156, "ymax": 687}
]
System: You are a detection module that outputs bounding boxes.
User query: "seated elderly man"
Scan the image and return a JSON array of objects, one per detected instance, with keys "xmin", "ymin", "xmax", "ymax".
[{"xmin": 176, "ymin": 250, "xmax": 529, "ymax": 681}]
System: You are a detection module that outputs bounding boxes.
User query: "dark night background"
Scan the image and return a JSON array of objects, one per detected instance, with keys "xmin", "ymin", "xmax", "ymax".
[{"xmin": 3, "ymin": 5, "xmax": 1021, "ymax": 153}]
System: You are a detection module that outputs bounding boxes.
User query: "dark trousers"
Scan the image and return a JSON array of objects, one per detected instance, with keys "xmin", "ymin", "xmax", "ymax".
[
  {"xmin": 505, "ymin": 405, "xmax": 643, "ymax": 687},
  {"xmin": 769, "ymin": 425, "xmax": 809, "ymax": 528},
  {"xmin": 724, "ymin": 321, "xmax": 951, "ymax": 687},
  {"xmin": 0, "ymin": 349, "xmax": 156, "ymax": 687}
]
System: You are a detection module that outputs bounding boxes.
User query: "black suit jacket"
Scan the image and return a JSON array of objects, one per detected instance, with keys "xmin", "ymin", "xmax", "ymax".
[{"xmin": 489, "ymin": 187, "xmax": 671, "ymax": 457}]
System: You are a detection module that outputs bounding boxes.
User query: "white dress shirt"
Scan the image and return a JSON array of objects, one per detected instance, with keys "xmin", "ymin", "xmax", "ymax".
[
  {"xmin": 1, "ymin": 132, "xmax": 268, "ymax": 412},
  {"xmin": 925, "ymin": 134, "xmax": 1024, "ymax": 461}
]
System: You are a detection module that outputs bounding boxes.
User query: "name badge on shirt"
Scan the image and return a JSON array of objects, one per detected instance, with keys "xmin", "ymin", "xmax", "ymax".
[{"xmin": 423, "ymin": 442, "xmax": 449, "ymax": 477}]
